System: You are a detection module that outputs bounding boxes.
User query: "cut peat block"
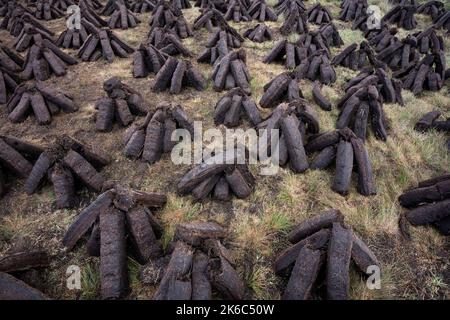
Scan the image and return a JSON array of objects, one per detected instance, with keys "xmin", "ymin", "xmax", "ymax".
[
  {"xmin": 275, "ymin": 0, "xmax": 305, "ymax": 17},
  {"xmin": 172, "ymin": 0, "xmax": 192, "ymax": 10},
  {"xmin": 417, "ymin": 1, "xmax": 445, "ymax": 20},
  {"xmin": 259, "ymin": 71, "xmax": 303, "ymax": 108},
  {"xmin": 414, "ymin": 111, "xmax": 450, "ymax": 151},
  {"xmin": 62, "ymin": 185, "xmax": 167, "ymax": 298},
  {"xmin": 79, "ymin": 0, "xmax": 108, "ymax": 27},
  {"xmin": 31, "ymin": 0, "xmax": 65, "ymax": 21},
  {"xmin": 100, "ymin": 0, "xmax": 130, "ymax": 15},
  {"xmin": 247, "ymin": 0, "xmax": 277, "ymax": 22},
  {"xmin": 129, "ymin": 0, "xmax": 156, "ymax": 13},
  {"xmin": 243, "ymin": 23, "xmax": 273, "ymax": 43},
  {"xmin": 306, "ymin": 128, "xmax": 377, "ymax": 196},
  {"xmin": 0, "ymin": 66, "xmax": 21, "ymax": 104},
  {"xmin": 7, "ymin": 81, "xmax": 79, "ymax": 125},
  {"xmin": 197, "ymin": 29, "xmax": 230, "ymax": 65},
  {"xmin": 0, "ymin": 272, "xmax": 49, "ymax": 300},
  {"xmin": 133, "ymin": 43, "xmax": 168, "ymax": 77},
  {"xmin": 307, "ymin": 3, "xmax": 332, "ymax": 25},
  {"xmin": 24, "ymin": 135, "xmax": 110, "ymax": 208},
  {"xmin": 276, "ymin": 210, "xmax": 380, "ymax": 299},
  {"xmin": 0, "ymin": 43, "xmax": 24, "ymax": 72},
  {"xmin": 331, "ymin": 41, "xmax": 383, "ymax": 71},
  {"xmin": 123, "ymin": 103, "xmax": 194, "ymax": 163},
  {"xmin": 107, "ymin": 1, "xmax": 141, "ymax": 29},
  {"xmin": 257, "ymin": 101, "xmax": 319, "ymax": 173},
  {"xmin": 433, "ymin": 10, "xmax": 450, "ymax": 33},
  {"xmin": 95, "ymin": 77, "xmax": 148, "ymax": 131},
  {"xmin": 366, "ymin": 26, "xmax": 398, "ymax": 53},
  {"xmin": 224, "ymin": 0, "xmax": 252, "ymax": 22},
  {"xmin": 263, "ymin": 39, "xmax": 308, "ymax": 69},
  {"xmin": 149, "ymin": 1, "xmax": 193, "ymax": 38},
  {"xmin": 211, "ymin": 49, "xmax": 251, "ymax": 92},
  {"xmin": 206, "ymin": 21, "xmax": 245, "ymax": 49},
  {"xmin": 213, "ymin": 87, "xmax": 262, "ymax": 127},
  {"xmin": 177, "ymin": 152, "xmax": 256, "ymax": 201},
  {"xmin": 194, "ymin": 0, "xmax": 227, "ymax": 12},
  {"xmin": 280, "ymin": 3, "xmax": 308, "ymax": 35},
  {"xmin": 77, "ymin": 26, "xmax": 134, "ymax": 63},
  {"xmin": 0, "ymin": 135, "xmax": 44, "ymax": 198},
  {"xmin": 81, "ymin": 0, "xmax": 104, "ymax": 11},
  {"xmin": 48, "ymin": 0, "xmax": 76, "ymax": 11},
  {"xmin": 0, "ymin": 250, "xmax": 50, "ymax": 273},
  {"xmin": 339, "ymin": 0, "xmax": 368, "ymax": 22},
  {"xmin": 154, "ymin": 221, "xmax": 244, "ymax": 300},
  {"xmin": 399, "ymin": 174, "xmax": 450, "ymax": 235},
  {"xmin": 152, "ymin": 56, "xmax": 206, "ymax": 93},
  {"xmin": 20, "ymin": 39, "xmax": 77, "ymax": 81},
  {"xmin": 13, "ymin": 23, "xmax": 54, "ymax": 52},
  {"xmin": 146, "ymin": 29, "xmax": 192, "ymax": 57},
  {"xmin": 193, "ymin": 7, "xmax": 226, "ymax": 31},
  {"xmin": 381, "ymin": 4, "xmax": 417, "ymax": 30}
]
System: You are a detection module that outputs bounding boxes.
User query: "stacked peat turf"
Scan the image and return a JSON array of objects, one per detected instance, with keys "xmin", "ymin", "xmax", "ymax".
[
  {"xmin": 398, "ymin": 174, "xmax": 450, "ymax": 235},
  {"xmin": 312, "ymin": 81, "xmax": 332, "ymax": 111},
  {"xmin": 381, "ymin": 3, "xmax": 417, "ymax": 30},
  {"xmin": 193, "ymin": 7, "xmax": 226, "ymax": 31},
  {"xmin": 153, "ymin": 221, "xmax": 244, "ymax": 300},
  {"xmin": 1, "ymin": 4, "xmax": 53, "ymax": 38},
  {"xmin": 56, "ymin": 18, "xmax": 98, "ymax": 49},
  {"xmin": 100, "ymin": 0, "xmax": 130, "ymax": 15},
  {"xmin": 414, "ymin": 110, "xmax": 450, "ymax": 150},
  {"xmin": 365, "ymin": 26, "xmax": 398, "ymax": 53},
  {"xmin": 413, "ymin": 26, "xmax": 445, "ymax": 54},
  {"xmin": 152, "ymin": 56, "xmax": 206, "ymax": 93},
  {"xmin": 95, "ymin": 77, "xmax": 148, "ymax": 131},
  {"xmin": 24, "ymin": 135, "xmax": 110, "ymax": 208},
  {"xmin": 20, "ymin": 40, "xmax": 77, "ymax": 81},
  {"xmin": 295, "ymin": 50, "xmax": 336, "ymax": 85},
  {"xmin": 280, "ymin": 3, "xmax": 308, "ymax": 35},
  {"xmin": 149, "ymin": 1, "xmax": 193, "ymax": 38},
  {"xmin": 307, "ymin": 3, "xmax": 332, "ymax": 25},
  {"xmin": 123, "ymin": 103, "xmax": 194, "ymax": 163},
  {"xmin": 62, "ymin": 186, "xmax": 167, "ymax": 298},
  {"xmin": 197, "ymin": 29, "xmax": 231, "ymax": 65},
  {"xmin": 274, "ymin": 0, "xmax": 305, "ymax": 17},
  {"xmin": 133, "ymin": 43, "xmax": 168, "ymax": 77},
  {"xmin": 0, "ymin": 0, "xmax": 13, "ymax": 17},
  {"xmin": 243, "ymin": 23, "xmax": 273, "ymax": 43},
  {"xmin": 205, "ymin": 21, "xmax": 245, "ymax": 49},
  {"xmin": 0, "ymin": 250, "xmax": 50, "ymax": 299},
  {"xmin": 316, "ymin": 22, "xmax": 344, "ymax": 50},
  {"xmin": 306, "ymin": 128, "xmax": 377, "ymax": 196},
  {"xmin": 214, "ymin": 88, "xmax": 262, "ymax": 127},
  {"xmin": 146, "ymin": 28, "xmax": 192, "ymax": 57},
  {"xmin": 194, "ymin": 0, "xmax": 227, "ymax": 12},
  {"xmin": 77, "ymin": 27, "xmax": 134, "ymax": 62},
  {"xmin": 336, "ymin": 81, "xmax": 389, "ymax": 141},
  {"xmin": 107, "ymin": 0, "xmax": 141, "ymax": 29},
  {"xmin": 263, "ymin": 39, "xmax": 308, "ymax": 69},
  {"xmin": 177, "ymin": 152, "xmax": 256, "ymax": 201},
  {"xmin": 79, "ymin": 0, "xmax": 108, "ymax": 27},
  {"xmin": 375, "ymin": 34, "xmax": 422, "ymax": 71},
  {"xmin": 171, "ymin": 0, "xmax": 191, "ymax": 10},
  {"xmin": 257, "ymin": 100, "xmax": 319, "ymax": 173},
  {"xmin": 224, "ymin": 0, "xmax": 252, "ymax": 22},
  {"xmin": 417, "ymin": 0, "xmax": 445, "ymax": 20},
  {"xmin": 433, "ymin": 10, "xmax": 450, "ymax": 33},
  {"xmin": 81, "ymin": 0, "xmax": 104, "ymax": 10},
  {"xmin": 247, "ymin": 0, "xmax": 277, "ymax": 22},
  {"xmin": 0, "ymin": 135, "xmax": 44, "ymax": 198},
  {"xmin": 275, "ymin": 209, "xmax": 380, "ymax": 299},
  {"xmin": 129, "ymin": 0, "xmax": 157, "ymax": 13},
  {"xmin": 6, "ymin": 82, "xmax": 79, "ymax": 125},
  {"xmin": 14, "ymin": 24, "xmax": 55, "ymax": 52},
  {"xmin": 0, "ymin": 66, "xmax": 20, "ymax": 104},
  {"xmin": 49, "ymin": 0, "xmax": 76, "ymax": 11},
  {"xmin": 339, "ymin": 0, "xmax": 368, "ymax": 22},
  {"xmin": 212, "ymin": 49, "xmax": 251, "ymax": 92},
  {"xmin": 331, "ymin": 41, "xmax": 382, "ymax": 71},
  {"xmin": 393, "ymin": 52, "xmax": 446, "ymax": 95},
  {"xmin": 259, "ymin": 71, "xmax": 303, "ymax": 108},
  {"xmin": 31, "ymin": 0, "xmax": 65, "ymax": 21}
]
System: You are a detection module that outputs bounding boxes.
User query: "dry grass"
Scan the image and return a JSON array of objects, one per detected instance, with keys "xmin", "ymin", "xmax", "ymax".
[{"xmin": 0, "ymin": 0, "xmax": 449, "ymax": 300}]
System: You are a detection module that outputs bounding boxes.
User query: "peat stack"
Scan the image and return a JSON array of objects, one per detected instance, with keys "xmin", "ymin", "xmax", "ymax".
[
  {"xmin": 214, "ymin": 88, "xmax": 262, "ymax": 127},
  {"xmin": 306, "ymin": 128, "xmax": 377, "ymax": 196},
  {"xmin": 133, "ymin": 43, "xmax": 168, "ymax": 77},
  {"xmin": 381, "ymin": 4, "xmax": 417, "ymax": 30},
  {"xmin": 193, "ymin": 7, "xmax": 226, "ymax": 31},
  {"xmin": 263, "ymin": 39, "xmax": 307, "ymax": 69},
  {"xmin": 107, "ymin": 1, "xmax": 141, "ymax": 29},
  {"xmin": 317, "ymin": 23, "xmax": 344, "ymax": 49},
  {"xmin": 79, "ymin": 0, "xmax": 108, "ymax": 28},
  {"xmin": 275, "ymin": 210, "xmax": 380, "ymax": 299},
  {"xmin": 129, "ymin": 0, "xmax": 157, "ymax": 13},
  {"xmin": 293, "ymin": 27, "xmax": 343, "ymax": 59},
  {"xmin": 0, "ymin": 66, "xmax": 21, "ymax": 104},
  {"xmin": 147, "ymin": 28, "xmax": 192, "ymax": 57},
  {"xmin": 152, "ymin": 56, "xmax": 206, "ymax": 93},
  {"xmin": 413, "ymin": 26, "xmax": 445, "ymax": 54},
  {"xmin": 414, "ymin": 110, "xmax": 450, "ymax": 150},
  {"xmin": 154, "ymin": 221, "xmax": 244, "ymax": 300},
  {"xmin": 49, "ymin": 0, "xmax": 76, "ymax": 11},
  {"xmin": 375, "ymin": 34, "xmax": 422, "ymax": 70},
  {"xmin": 433, "ymin": 10, "xmax": 450, "ymax": 33},
  {"xmin": 274, "ymin": 0, "xmax": 306, "ymax": 17},
  {"xmin": 95, "ymin": 77, "xmax": 148, "ymax": 131},
  {"xmin": 212, "ymin": 49, "xmax": 251, "ymax": 92},
  {"xmin": 365, "ymin": 26, "xmax": 398, "ymax": 53},
  {"xmin": 56, "ymin": 18, "xmax": 98, "ymax": 50},
  {"xmin": 257, "ymin": 100, "xmax": 319, "ymax": 173},
  {"xmin": 398, "ymin": 174, "xmax": 450, "ymax": 235},
  {"xmin": 280, "ymin": 3, "xmax": 308, "ymax": 35},
  {"xmin": 1, "ymin": 4, "xmax": 53, "ymax": 38},
  {"xmin": 197, "ymin": 29, "xmax": 230, "ymax": 65},
  {"xmin": 171, "ymin": 0, "xmax": 191, "ymax": 10},
  {"xmin": 0, "ymin": 0, "xmax": 13, "ymax": 17},
  {"xmin": 247, "ymin": 0, "xmax": 277, "ymax": 22},
  {"xmin": 7, "ymin": 81, "xmax": 79, "ymax": 125},
  {"xmin": 339, "ymin": 0, "xmax": 368, "ymax": 22},
  {"xmin": 259, "ymin": 71, "xmax": 303, "ymax": 108},
  {"xmin": 81, "ymin": 0, "xmax": 104, "ymax": 10},
  {"xmin": 307, "ymin": 3, "xmax": 332, "ymax": 25},
  {"xmin": 331, "ymin": 41, "xmax": 382, "ymax": 71},
  {"xmin": 20, "ymin": 40, "xmax": 77, "ymax": 81},
  {"xmin": 123, "ymin": 103, "xmax": 194, "ymax": 163},
  {"xmin": 24, "ymin": 135, "xmax": 110, "ymax": 208},
  {"xmin": 0, "ymin": 135, "xmax": 44, "ymax": 197},
  {"xmin": 393, "ymin": 52, "xmax": 446, "ymax": 95},
  {"xmin": 295, "ymin": 50, "xmax": 336, "ymax": 85},
  {"xmin": 336, "ymin": 81, "xmax": 389, "ymax": 141},
  {"xmin": 194, "ymin": 0, "xmax": 227, "ymax": 12},
  {"xmin": 417, "ymin": 0, "xmax": 445, "ymax": 20},
  {"xmin": 243, "ymin": 23, "xmax": 273, "ymax": 43},
  {"xmin": 31, "ymin": 0, "xmax": 65, "ymax": 21},
  {"xmin": 100, "ymin": 0, "xmax": 130, "ymax": 15},
  {"xmin": 0, "ymin": 250, "xmax": 50, "ymax": 299},
  {"xmin": 224, "ymin": 0, "xmax": 252, "ymax": 22},
  {"xmin": 205, "ymin": 21, "xmax": 245, "ymax": 49},
  {"xmin": 77, "ymin": 27, "xmax": 134, "ymax": 63},
  {"xmin": 14, "ymin": 23, "xmax": 55, "ymax": 52},
  {"xmin": 62, "ymin": 186, "xmax": 167, "ymax": 299},
  {"xmin": 149, "ymin": 1, "xmax": 193, "ymax": 38},
  {"xmin": 177, "ymin": 152, "xmax": 256, "ymax": 201}
]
